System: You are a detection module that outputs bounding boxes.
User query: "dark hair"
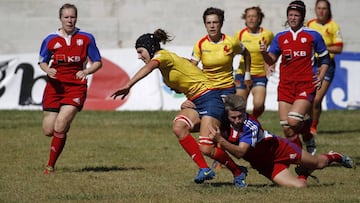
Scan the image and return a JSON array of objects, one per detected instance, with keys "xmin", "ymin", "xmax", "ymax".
[
  {"xmin": 153, "ymin": 29, "xmax": 173, "ymax": 45},
  {"xmin": 59, "ymin": 3, "xmax": 77, "ymax": 19},
  {"xmin": 315, "ymin": 0, "xmax": 332, "ymax": 20},
  {"xmin": 224, "ymin": 94, "xmax": 247, "ymax": 112},
  {"xmin": 135, "ymin": 29, "xmax": 173, "ymax": 58},
  {"xmin": 203, "ymin": 7, "xmax": 224, "ymax": 26},
  {"xmin": 287, "ymin": 0, "xmax": 306, "ymax": 19},
  {"xmin": 242, "ymin": 6, "xmax": 265, "ymax": 26}
]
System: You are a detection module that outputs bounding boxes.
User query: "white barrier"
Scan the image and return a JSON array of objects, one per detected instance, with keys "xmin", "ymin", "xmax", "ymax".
[{"xmin": 0, "ymin": 48, "xmax": 359, "ymax": 111}]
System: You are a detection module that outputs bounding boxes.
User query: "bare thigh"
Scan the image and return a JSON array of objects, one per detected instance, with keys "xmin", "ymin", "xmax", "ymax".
[{"xmin": 272, "ymin": 168, "xmax": 307, "ymax": 188}]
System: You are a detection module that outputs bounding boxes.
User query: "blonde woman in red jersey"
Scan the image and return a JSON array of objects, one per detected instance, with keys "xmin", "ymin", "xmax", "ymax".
[{"xmin": 39, "ymin": 3, "xmax": 102, "ymax": 174}]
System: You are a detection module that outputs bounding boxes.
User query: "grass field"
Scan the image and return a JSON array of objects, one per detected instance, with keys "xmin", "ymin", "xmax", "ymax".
[{"xmin": 0, "ymin": 110, "xmax": 359, "ymax": 202}]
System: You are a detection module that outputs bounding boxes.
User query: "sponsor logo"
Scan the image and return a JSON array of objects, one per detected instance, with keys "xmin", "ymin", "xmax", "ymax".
[
  {"xmin": 53, "ymin": 42, "xmax": 62, "ymax": 49},
  {"xmin": 73, "ymin": 97, "xmax": 80, "ymax": 104},
  {"xmin": 203, "ymin": 170, "xmax": 213, "ymax": 176},
  {"xmin": 76, "ymin": 39, "xmax": 83, "ymax": 46},
  {"xmin": 284, "ymin": 49, "xmax": 292, "ymax": 60},
  {"xmin": 223, "ymin": 45, "xmax": 230, "ymax": 53},
  {"xmin": 299, "ymin": 91, "xmax": 307, "ymax": 97},
  {"xmin": 289, "ymin": 153, "xmax": 297, "ymax": 159}
]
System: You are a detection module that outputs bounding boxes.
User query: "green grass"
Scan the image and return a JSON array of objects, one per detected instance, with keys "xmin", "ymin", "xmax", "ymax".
[{"xmin": 0, "ymin": 110, "xmax": 359, "ymax": 202}]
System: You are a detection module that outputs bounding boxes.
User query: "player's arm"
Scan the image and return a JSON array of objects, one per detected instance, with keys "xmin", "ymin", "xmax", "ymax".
[
  {"xmin": 76, "ymin": 61, "xmax": 102, "ymax": 81},
  {"xmin": 327, "ymin": 44, "xmax": 343, "ymax": 54},
  {"xmin": 112, "ymin": 60, "xmax": 159, "ymax": 99},
  {"xmin": 39, "ymin": 62, "xmax": 56, "ymax": 79},
  {"xmin": 259, "ymin": 39, "xmax": 278, "ymax": 66},
  {"xmin": 314, "ymin": 52, "xmax": 330, "ymax": 89},
  {"xmin": 242, "ymin": 47, "xmax": 252, "ymax": 88},
  {"xmin": 208, "ymin": 125, "xmax": 250, "ymax": 159}
]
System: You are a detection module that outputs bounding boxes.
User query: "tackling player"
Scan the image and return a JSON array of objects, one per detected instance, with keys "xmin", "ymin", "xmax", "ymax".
[
  {"xmin": 208, "ymin": 94, "xmax": 355, "ymax": 187},
  {"xmin": 111, "ymin": 29, "xmax": 247, "ymax": 186}
]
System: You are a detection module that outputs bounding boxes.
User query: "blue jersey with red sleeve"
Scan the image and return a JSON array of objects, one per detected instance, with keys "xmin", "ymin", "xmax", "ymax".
[
  {"xmin": 39, "ymin": 28, "xmax": 101, "ymax": 84},
  {"xmin": 226, "ymin": 114, "xmax": 273, "ymax": 147},
  {"xmin": 268, "ymin": 27, "xmax": 328, "ymax": 82}
]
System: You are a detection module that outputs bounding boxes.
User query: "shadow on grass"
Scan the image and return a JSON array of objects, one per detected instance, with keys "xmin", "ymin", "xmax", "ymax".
[
  {"xmin": 209, "ymin": 181, "xmax": 336, "ymax": 188},
  {"xmin": 73, "ymin": 166, "xmax": 145, "ymax": 172},
  {"xmin": 317, "ymin": 129, "xmax": 360, "ymax": 135},
  {"xmin": 209, "ymin": 182, "xmax": 277, "ymax": 188}
]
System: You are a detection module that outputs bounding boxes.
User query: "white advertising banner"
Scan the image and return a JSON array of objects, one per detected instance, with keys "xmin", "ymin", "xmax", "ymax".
[{"xmin": 0, "ymin": 48, "xmax": 359, "ymax": 111}]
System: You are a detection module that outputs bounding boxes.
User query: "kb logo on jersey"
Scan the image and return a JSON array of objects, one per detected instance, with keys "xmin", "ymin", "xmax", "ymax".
[
  {"xmin": 55, "ymin": 55, "xmax": 81, "ymax": 63},
  {"xmin": 283, "ymin": 49, "xmax": 307, "ymax": 60}
]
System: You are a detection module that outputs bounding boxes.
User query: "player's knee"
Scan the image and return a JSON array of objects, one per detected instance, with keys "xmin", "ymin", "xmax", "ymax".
[
  {"xmin": 280, "ymin": 120, "xmax": 295, "ymax": 138},
  {"xmin": 42, "ymin": 127, "xmax": 54, "ymax": 137},
  {"xmin": 313, "ymin": 98, "xmax": 322, "ymax": 108},
  {"xmin": 172, "ymin": 115, "xmax": 193, "ymax": 139},
  {"xmin": 199, "ymin": 144, "xmax": 213, "ymax": 156},
  {"xmin": 287, "ymin": 111, "xmax": 304, "ymax": 130},
  {"xmin": 291, "ymin": 180, "xmax": 307, "ymax": 188}
]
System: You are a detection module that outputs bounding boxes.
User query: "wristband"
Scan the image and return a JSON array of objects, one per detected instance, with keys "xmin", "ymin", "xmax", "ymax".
[{"xmin": 244, "ymin": 72, "xmax": 251, "ymax": 80}]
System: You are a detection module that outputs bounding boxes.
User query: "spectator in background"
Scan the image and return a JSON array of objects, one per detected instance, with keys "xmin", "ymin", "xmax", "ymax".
[
  {"xmin": 306, "ymin": 0, "xmax": 343, "ymax": 138},
  {"xmin": 234, "ymin": 6, "xmax": 274, "ymax": 119},
  {"xmin": 260, "ymin": 0, "xmax": 330, "ymax": 157},
  {"xmin": 38, "ymin": 3, "xmax": 102, "ymax": 174},
  {"xmin": 208, "ymin": 94, "xmax": 355, "ymax": 188},
  {"xmin": 111, "ymin": 29, "xmax": 247, "ymax": 187}
]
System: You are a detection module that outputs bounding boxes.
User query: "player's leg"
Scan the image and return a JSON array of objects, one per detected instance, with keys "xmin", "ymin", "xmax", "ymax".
[
  {"xmin": 278, "ymin": 101, "xmax": 303, "ymax": 148},
  {"xmin": 311, "ymin": 61, "xmax": 335, "ymax": 135},
  {"xmin": 235, "ymin": 73, "xmax": 250, "ymax": 101},
  {"xmin": 199, "ymin": 116, "xmax": 247, "ymax": 187},
  {"xmin": 251, "ymin": 85, "xmax": 266, "ymax": 119},
  {"xmin": 300, "ymin": 149, "xmax": 355, "ymax": 170},
  {"xmin": 45, "ymin": 105, "xmax": 78, "ymax": 174},
  {"xmin": 272, "ymin": 168, "xmax": 307, "ymax": 188},
  {"xmin": 173, "ymin": 108, "xmax": 214, "ymax": 183},
  {"xmin": 42, "ymin": 111, "xmax": 57, "ymax": 137}
]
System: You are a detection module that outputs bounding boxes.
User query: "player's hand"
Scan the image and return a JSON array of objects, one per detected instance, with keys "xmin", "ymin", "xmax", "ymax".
[
  {"xmin": 181, "ymin": 100, "xmax": 196, "ymax": 109},
  {"xmin": 208, "ymin": 125, "xmax": 221, "ymax": 141},
  {"xmin": 111, "ymin": 88, "xmax": 130, "ymax": 100},
  {"xmin": 244, "ymin": 79, "xmax": 253, "ymax": 90},
  {"xmin": 47, "ymin": 68, "xmax": 57, "ymax": 79},
  {"xmin": 76, "ymin": 70, "xmax": 88, "ymax": 81},
  {"xmin": 313, "ymin": 75, "xmax": 323, "ymax": 90},
  {"xmin": 265, "ymin": 64, "xmax": 275, "ymax": 77},
  {"xmin": 259, "ymin": 37, "xmax": 267, "ymax": 52}
]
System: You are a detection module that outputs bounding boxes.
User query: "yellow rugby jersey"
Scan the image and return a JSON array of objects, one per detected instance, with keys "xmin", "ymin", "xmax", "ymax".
[
  {"xmin": 191, "ymin": 34, "xmax": 244, "ymax": 89},
  {"xmin": 306, "ymin": 19, "xmax": 343, "ymax": 59},
  {"xmin": 152, "ymin": 49, "xmax": 213, "ymax": 100},
  {"xmin": 234, "ymin": 27, "xmax": 274, "ymax": 76}
]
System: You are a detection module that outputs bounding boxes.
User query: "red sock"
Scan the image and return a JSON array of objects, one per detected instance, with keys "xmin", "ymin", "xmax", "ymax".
[
  {"xmin": 311, "ymin": 120, "xmax": 318, "ymax": 129},
  {"xmin": 47, "ymin": 131, "xmax": 66, "ymax": 167},
  {"xmin": 213, "ymin": 147, "xmax": 242, "ymax": 176},
  {"xmin": 323, "ymin": 153, "xmax": 342, "ymax": 164},
  {"xmin": 179, "ymin": 134, "xmax": 208, "ymax": 168}
]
